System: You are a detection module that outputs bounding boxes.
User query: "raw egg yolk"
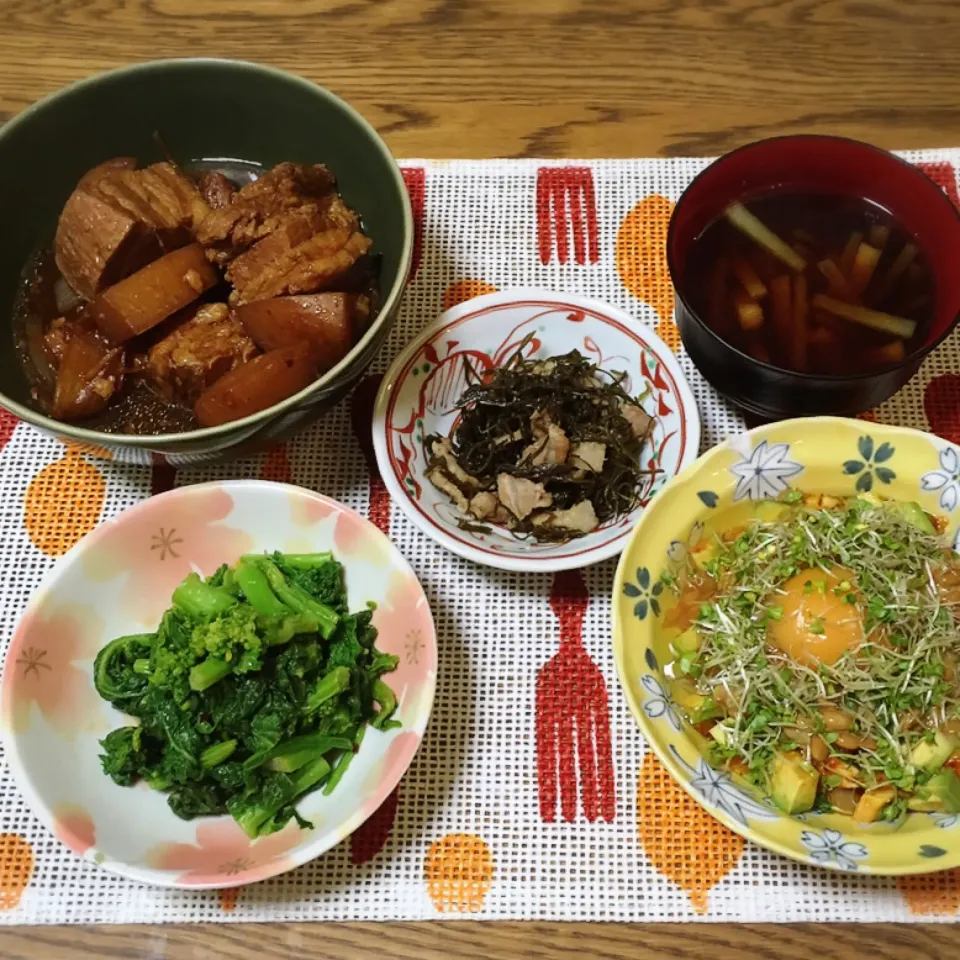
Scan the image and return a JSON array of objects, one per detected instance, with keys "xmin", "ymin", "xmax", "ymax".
[{"xmin": 768, "ymin": 567, "xmax": 863, "ymax": 667}]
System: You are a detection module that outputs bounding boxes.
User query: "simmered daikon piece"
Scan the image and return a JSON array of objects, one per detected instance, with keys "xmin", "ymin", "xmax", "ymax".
[
  {"xmin": 91, "ymin": 243, "xmax": 218, "ymax": 344},
  {"xmin": 194, "ymin": 345, "xmax": 317, "ymax": 427},
  {"xmin": 234, "ymin": 293, "xmax": 356, "ymax": 372}
]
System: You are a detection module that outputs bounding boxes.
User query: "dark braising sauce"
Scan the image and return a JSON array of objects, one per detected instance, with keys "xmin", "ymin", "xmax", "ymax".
[
  {"xmin": 12, "ymin": 158, "xmax": 380, "ymax": 435},
  {"xmin": 14, "ymin": 247, "xmax": 201, "ymax": 435}
]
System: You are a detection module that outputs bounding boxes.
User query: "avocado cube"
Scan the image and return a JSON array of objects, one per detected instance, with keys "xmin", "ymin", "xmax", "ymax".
[
  {"xmin": 894, "ymin": 501, "xmax": 936, "ymax": 534},
  {"xmin": 690, "ymin": 537, "xmax": 718, "ymax": 571},
  {"xmin": 853, "ymin": 784, "xmax": 897, "ymax": 824},
  {"xmin": 672, "ymin": 627, "xmax": 701, "ymax": 655},
  {"xmin": 690, "ymin": 697, "xmax": 724, "ymax": 724},
  {"xmin": 668, "ymin": 677, "xmax": 721, "ymax": 720},
  {"xmin": 910, "ymin": 731, "xmax": 954, "ymax": 772},
  {"xmin": 754, "ymin": 501, "xmax": 789, "ymax": 524},
  {"xmin": 670, "ymin": 678, "xmax": 705, "ymax": 713},
  {"xmin": 769, "ymin": 750, "xmax": 819, "ymax": 815},
  {"xmin": 710, "ymin": 722, "xmax": 732, "ymax": 747},
  {"xmin": 907, "ymin": 769, "xmax": 960, "ymax": 813}
]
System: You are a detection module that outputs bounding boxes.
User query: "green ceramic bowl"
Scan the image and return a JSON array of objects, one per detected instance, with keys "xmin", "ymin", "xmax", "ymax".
[{"xmin": 0, "ymin": 59, "xmax": 413, "ymax": 462}]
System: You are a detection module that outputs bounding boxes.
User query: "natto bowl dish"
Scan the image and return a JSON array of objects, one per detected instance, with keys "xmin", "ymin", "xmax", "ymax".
[{"xmin": 614, "ymin": 416, "xmax": 960, "ymax": 874}]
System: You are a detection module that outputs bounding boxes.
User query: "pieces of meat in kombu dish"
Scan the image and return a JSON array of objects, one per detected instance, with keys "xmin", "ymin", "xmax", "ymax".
[
  {"xmin": 425, "ymin": 344, "xmax": 656, "ymax": 542},
  {"xmin": 197, "ymin": 162, "xmax": 339, "ymax": 263},
  {"xmin": 14, "ymin": 158, "xmax": 380, "ymax": 433},
  {"xmin": 198, "ymin": 172, "xmax": 237, "ymax": 211}
]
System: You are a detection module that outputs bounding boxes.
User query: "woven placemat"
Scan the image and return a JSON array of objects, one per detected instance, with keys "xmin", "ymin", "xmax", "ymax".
[{"xmin": 1, "ymin": 152, "xmax": 959, "ymax": 925}]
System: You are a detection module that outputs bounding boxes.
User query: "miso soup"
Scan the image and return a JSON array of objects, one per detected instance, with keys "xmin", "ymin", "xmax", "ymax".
[{"xmin": 682, "ymin": 193, "xmax": 935, "ymax": 375}]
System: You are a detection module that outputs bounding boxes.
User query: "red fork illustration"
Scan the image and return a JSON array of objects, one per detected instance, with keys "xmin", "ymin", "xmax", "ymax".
[
  {"xmin": 536, "ymin": 166, "xmax": 600, "ymax": 266},
  {"xmin": 915, "ymin": 161, "xmax": 959, "ymax": 207},
  {"xmin": 260, "ymin": 443, "xmax": 293, "ymax": 484},
  {"xmin": 0, "ymin": 409, "xmax": 18, "ymax": 456},
  {"xmin": 150, "ymin": 451, "xmax": 176, "ymax": 496},
  {"xmin": 400, "ymin": 167, "xmax": 426, "ymax": 281},
  {"xmin": 536, "ymin": 569, "xmax": 616, "ymax": 823},
  {"xmin": 348, "ymin": 373, "xmax": 399, "ymax": 863}
]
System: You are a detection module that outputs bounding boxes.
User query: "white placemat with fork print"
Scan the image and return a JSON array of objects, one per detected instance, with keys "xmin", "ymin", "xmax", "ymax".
[{"xmin": 1, "ymin": 151, "xmax": 960, "ymax": 924}]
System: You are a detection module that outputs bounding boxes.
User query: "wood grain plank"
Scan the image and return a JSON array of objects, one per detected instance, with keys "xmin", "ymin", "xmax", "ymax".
[
  {"xmin": 0, "ymin": 0, "xmax": 957, "ymax": 157},
  {"xmin": 0, "ymin": 921, "xmax": 959, "ymax": 960}
]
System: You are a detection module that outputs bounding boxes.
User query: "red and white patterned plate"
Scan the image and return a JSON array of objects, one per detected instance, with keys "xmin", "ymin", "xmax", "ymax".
[{"xmin": 372, "ymin": 289, "xmax": 702, "ymax": 571}]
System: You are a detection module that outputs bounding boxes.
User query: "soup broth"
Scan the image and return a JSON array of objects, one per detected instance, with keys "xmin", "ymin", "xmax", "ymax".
[{"xmin": 683, "ymin": 193, "xmax": 935, "ymax": 376}]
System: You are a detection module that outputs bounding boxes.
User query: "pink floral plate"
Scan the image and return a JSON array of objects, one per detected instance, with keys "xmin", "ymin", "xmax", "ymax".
[
  {"xmin": 372, "ymin": 289, "xmax": 702, "ymax": 571},
  {"xmin": 0, "ymin": 480, "xmax": 436, "ymax": 888}
]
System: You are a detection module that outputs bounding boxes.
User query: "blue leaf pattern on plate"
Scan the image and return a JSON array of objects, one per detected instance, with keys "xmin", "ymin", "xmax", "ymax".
[{"xmin": 668, "ymin": 746, "xmax": 779, "ymax": 828}]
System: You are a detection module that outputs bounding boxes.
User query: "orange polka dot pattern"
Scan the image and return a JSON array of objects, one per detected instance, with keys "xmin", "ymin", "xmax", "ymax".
[
  {"xmin": 24, "ymin": 443, "xmax": 106, "ymax": 556},
  {"xmin": 615, "ymin": 195, "xmax": 681, "ymax": 351},
  {"xmin": 897, "ymin": 870, "xmax": 960, "ymax": 916},
  {"xmin": 424, "ymin": 834, "xmax": 493, "ymax": 913},
  {"xmin": 442, "ymin": 279, "xmax": 498, "ymax": 313},
  {"xmin": 56, "ymin": 439, "xmax": 114, "ymax": 461},
  {"xmin": 0, "ymin": 835, "xmax": 34, "ymax": 911},
  {"xmin": 636, "ymin": 752, "xmax": 744, "ymax": 914}
]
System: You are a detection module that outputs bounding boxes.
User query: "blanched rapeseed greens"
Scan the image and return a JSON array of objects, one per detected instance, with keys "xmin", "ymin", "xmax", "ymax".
[{"xmin": 94, "ymin": 552, "xmax": 399, "ymax": 839}]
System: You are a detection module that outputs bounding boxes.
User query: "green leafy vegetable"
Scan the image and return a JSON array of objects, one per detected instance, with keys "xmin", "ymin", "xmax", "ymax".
[{"xmin": 95, "ymin": 553, "xmax": 399, "ymax": 838}]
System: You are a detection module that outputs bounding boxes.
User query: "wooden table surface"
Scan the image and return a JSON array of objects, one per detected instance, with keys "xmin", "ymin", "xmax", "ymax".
[{"xmin": 1, "ymin": 0, "xmax": 959, "ymax": 956}]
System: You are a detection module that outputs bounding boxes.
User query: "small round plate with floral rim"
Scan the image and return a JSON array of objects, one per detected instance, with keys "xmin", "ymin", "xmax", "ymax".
[{"xmin": 372, "ymin": 289, "xmax": 702, "ymax": 572}]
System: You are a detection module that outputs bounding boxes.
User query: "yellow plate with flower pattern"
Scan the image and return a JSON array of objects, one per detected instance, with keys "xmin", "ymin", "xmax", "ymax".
[{"xmin": 613, "ymin": 416, "xmax": 960, "ymax": 875}]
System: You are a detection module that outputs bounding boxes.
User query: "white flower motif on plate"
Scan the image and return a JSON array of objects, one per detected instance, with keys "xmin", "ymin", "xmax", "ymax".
[
  {"xmin": 799, "ymin": 828, "xmax": 868, "ymax": 871},
  {"xmin": 921, "ymin": 445, "xmax": 960, "ymax": 513},
  {"xmin": 729, "ymin": 440, "xmax": 804, "ymax": 501},
  {"xmin": 640, "ymin": 674, "xmax": 682, "ymax": 731}
]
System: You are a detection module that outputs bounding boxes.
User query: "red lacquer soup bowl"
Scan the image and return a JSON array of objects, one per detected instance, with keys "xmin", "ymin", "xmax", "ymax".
[{"xmin": 667, "ymin": 135, "xmax": 960, "ymax": 420}]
